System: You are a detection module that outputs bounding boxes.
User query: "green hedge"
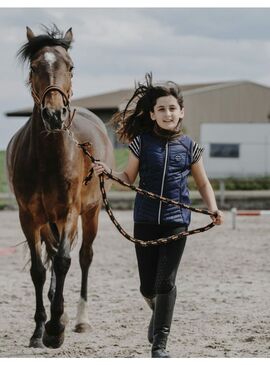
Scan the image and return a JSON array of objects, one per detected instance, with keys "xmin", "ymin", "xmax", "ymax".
[{"xmin": 209, "ymin": 177, "xmax": 270, "ymax": 191}]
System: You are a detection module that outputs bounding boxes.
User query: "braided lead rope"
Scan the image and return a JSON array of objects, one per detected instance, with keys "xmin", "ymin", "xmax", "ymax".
[{"xmin": 78, "ymin": 142, "xmax": 216, "ymax": 246}]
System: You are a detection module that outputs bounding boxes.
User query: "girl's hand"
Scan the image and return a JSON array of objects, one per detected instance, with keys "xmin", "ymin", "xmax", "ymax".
[
  {"xmin": 211, "ymin": 210, "xmax": 224, "ymax": 225},
  {"xmin": 93, "ymin": 162, "xmax": 111, "ymax": 177}
]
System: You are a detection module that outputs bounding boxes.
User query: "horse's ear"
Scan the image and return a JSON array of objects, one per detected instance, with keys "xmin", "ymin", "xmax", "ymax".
[
  {"xmin": 26, "ymin": 26, "xmax": 35, "ymax": 41},
  {"xmin": 64, "ymin": 28, "xmax": 73, "ymax": 45}
]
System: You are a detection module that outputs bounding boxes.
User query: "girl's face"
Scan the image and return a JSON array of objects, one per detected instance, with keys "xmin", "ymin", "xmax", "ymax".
[{"xmin": 150, "ymin": 95, "xmax": 184, "ymax": 131}]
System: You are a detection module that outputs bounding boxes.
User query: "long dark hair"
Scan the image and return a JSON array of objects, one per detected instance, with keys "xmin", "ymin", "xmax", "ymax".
[{"xmin": 111, "ymin": 73, "xmax": 184, "ymax": 143}]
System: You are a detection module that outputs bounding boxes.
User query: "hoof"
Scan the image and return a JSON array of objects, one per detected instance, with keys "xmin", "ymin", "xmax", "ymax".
[
  {"xmin": 42, "ymin": 320, "xmax": 65, "ymax": 348},
  {"xmin": 42, "ymin": 328, "xmax": 65, "ymax": 349},
  {"xmin": 29, "ymin": 337, "xmax": 44, "ymax": 348},
  {"xmin": 74, "ymin": 323, "xmax": 91, "ymax": 333}
]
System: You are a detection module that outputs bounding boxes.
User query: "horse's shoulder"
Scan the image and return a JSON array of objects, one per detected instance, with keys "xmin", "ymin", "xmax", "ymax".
[
  {"xmin": 74, "ymin": 107, "xmax": 105, "ymax": 125},
  {"xmin": 72, "ymin": 106, "xmax": 108, "ymax": 136}
]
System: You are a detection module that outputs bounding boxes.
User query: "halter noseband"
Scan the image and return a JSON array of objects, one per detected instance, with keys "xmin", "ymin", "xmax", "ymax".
[{"xmin": 41, "ymin": 85, "xmax": 70, "ymax": 108}]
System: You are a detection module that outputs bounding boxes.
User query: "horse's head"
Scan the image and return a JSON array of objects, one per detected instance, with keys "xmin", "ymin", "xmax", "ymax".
[{"xmin": 18, "ymin": 25, "xmax": 74, "ymax": 131}]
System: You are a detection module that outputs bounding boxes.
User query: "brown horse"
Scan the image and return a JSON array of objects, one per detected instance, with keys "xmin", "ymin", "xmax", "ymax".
[{"xmin": 6, "ymin": 25, "xmax": 114, "ymax": 349}]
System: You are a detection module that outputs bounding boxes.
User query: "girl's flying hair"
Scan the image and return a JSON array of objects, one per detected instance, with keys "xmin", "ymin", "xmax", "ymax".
[{"xmin": 111, "ymin": 73, "xmax": 184, "ymax": 143}]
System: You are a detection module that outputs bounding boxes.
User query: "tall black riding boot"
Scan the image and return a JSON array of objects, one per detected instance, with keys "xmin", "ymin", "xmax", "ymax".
[
  {"xmin": 151, "ymin": 286, "xmax": 176, "ymax": 358},
  {"xmin": 143, "ymin": 296, "xmax": 156, "ymax": 344}
]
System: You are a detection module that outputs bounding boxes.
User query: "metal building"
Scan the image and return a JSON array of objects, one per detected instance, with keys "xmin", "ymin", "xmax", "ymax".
[{"xmin": 183, "ymin": 81, "xmax": 270, "ymax": 142}]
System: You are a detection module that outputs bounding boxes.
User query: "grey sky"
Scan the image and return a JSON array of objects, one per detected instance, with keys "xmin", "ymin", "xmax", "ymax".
[{"xmin": 1, "ymin": 7, "xmax": 270, "ymax": 149}]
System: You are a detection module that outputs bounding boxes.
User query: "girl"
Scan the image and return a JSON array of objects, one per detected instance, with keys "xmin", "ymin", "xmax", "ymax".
[{"xmin": 93, "ymin": 73, "xmax": 224, "ymax": 358}]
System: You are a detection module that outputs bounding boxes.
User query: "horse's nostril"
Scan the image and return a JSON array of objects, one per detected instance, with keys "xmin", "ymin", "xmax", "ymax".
[
  {"xmin": 41, "ymin": 107, "xmax": 51, "ymax": 121},
  {"xmin": 62, "ymin": 107, "xmax": 68, "ymax": 119}
]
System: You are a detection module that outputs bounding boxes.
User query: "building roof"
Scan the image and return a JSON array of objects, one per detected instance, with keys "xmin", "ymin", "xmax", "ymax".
[{"xmin": 5, "ymin": 81, "xmax": 248, "ymax": 117}]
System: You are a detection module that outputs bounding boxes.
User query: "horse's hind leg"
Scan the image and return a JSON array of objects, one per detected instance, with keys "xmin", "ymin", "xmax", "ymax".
[
  {"xmin": 75, "ymin": 205, "xmax": 100, "ymax": 333},
  {"xmin": 40, "ymin": 225, "xmax": 58, "ymax": 303},
  {"xmin": 19, "ymin": 211, "xmax": 47, "ymax": 348},
  {"xmin": 48, "ymin": 264, "xmax": 56, "ymax": 302}
]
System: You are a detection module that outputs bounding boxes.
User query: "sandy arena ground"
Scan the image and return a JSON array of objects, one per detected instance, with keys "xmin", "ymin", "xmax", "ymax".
[{"xmin": 0, "ymin": 209, "xmax": 269, "ymax": 358}]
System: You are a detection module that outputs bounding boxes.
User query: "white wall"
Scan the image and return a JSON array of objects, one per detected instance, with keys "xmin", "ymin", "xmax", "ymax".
[{"xmin": 201, "ymin": 123, "xmax": 270, "ymax": 178}]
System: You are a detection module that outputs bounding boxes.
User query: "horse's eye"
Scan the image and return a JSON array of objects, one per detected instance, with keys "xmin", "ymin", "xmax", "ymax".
[
  {"xmin": 69, "ymin": 66, "xmax": 74, "ymax": 73},
  {"xmin": 30, "ymin": 66, "xmax": 37, "ymax": 73}
]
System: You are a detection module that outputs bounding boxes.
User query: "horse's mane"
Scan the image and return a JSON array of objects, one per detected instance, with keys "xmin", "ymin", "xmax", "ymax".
[{"xmin": 17, "ymin": 24, "xmax": 72, "ymax": 64}]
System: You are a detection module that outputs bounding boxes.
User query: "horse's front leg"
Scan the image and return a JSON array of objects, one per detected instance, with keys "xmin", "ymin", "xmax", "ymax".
[
  {"xmin": 42, "ymin": 224, "xmax": 69, "ymax": 327},
  {"xmin": 75, "ymin": 205, "xmax": 100, "ymax": 333},
  {"xmin": 19, "ymin": 211, "xmax": 47, "ymax": 348},
  {"xmin": 42, "ymin": 215, "xmax": 77, "ymax": 349},
  {"xmin": 48, "ymin": 260, "xmax": 69, "ymax": 327}
]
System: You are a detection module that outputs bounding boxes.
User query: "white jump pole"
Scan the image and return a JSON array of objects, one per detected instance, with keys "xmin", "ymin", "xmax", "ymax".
[
  {"xmin": 231, "ymin": 207, "xmax": 237, "ymax": 230},
  {"xmin": 231, "ymin": 207, "xmax": 270, "ymax": 229}
]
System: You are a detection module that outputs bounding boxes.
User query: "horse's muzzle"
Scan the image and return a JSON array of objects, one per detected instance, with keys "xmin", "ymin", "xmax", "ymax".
[{"xmin": 41, "ymin": 107, "xmax": 68, "ymax": 131}]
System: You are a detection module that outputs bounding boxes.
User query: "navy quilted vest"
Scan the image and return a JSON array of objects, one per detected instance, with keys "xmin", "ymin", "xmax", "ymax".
[{"xmin": 134, "ymin": 133, "xmax": 193, "ymax": 225}]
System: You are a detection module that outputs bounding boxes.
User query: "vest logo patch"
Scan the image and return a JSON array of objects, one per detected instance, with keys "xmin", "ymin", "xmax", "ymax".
[{"xmin": 174, "ymin": 154, "xmax": 182, "ymax": 162}]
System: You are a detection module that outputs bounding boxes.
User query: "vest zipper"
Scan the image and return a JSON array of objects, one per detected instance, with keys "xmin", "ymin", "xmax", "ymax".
[{"xmin": 158, "ymin": 142, "xmax": 168, "ymax": 224}]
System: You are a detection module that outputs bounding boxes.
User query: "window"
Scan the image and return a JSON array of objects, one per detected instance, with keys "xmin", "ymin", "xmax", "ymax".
[{"xmin": 210, "ymin": 143, "xmax": 240, "ymax": 158}]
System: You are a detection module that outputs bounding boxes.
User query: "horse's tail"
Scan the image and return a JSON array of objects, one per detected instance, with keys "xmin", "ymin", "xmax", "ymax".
[
  {"xmin": 41, "ymin": 224, "xmax": 59, "ymax": 266},
  {"xmin": 41, "ymin": 222, "xmax": 78, "ymax": 266},
  {"xmin": 20, "ymin": 224, "xmax": 58, "ymax": 270}
]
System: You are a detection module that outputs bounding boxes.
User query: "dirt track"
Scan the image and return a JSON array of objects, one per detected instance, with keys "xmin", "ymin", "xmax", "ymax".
[{"xmin": 0, "ymin": 209, "xmax": 269, "ymax": 358}]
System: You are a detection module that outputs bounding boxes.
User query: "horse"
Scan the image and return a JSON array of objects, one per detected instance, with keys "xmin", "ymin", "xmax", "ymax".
[{"xmin": 6, "ymin": 25, "xmax": 114, "ymax": 349}]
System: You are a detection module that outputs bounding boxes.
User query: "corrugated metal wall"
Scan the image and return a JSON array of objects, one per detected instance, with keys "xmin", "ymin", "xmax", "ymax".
[{"xmin": 183, "ymin": 82, "xmax": 270, "ymax": 142}]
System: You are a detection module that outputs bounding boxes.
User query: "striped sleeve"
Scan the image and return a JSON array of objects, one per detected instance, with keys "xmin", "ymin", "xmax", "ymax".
[
  {"xmin": 128, "ymin": 136, "xmax": 141, "ymax": 159},
  {"xmin": 192, "ymin": 141, "xmax": 204, "ymax": 164}
]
